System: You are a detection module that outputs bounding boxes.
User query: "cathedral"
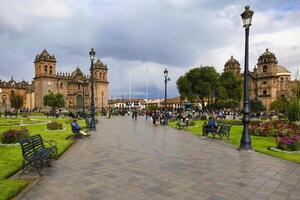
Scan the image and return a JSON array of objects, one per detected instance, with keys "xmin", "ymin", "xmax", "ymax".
[
  {"xmin": 0, "ymin": 49, "xmax": 109, "ymax": 111},
  {"xmin": 224, "ymin": 48, "xmax": 292, "ymax": 110}
]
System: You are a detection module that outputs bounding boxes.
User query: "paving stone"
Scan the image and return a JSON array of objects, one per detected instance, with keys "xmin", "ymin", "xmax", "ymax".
[{"xmin": 19, "ymin": 117, "xmax": 300, "ymax": 200}]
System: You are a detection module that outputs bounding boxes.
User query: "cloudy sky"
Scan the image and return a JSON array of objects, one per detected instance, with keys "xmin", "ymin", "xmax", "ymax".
[{"xmin": 0, "ymin": 0, "xmax": 300, "ymax": 99}]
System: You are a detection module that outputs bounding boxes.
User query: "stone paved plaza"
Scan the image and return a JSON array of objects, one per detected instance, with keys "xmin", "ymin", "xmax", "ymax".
[{"xmin": 21, "ymin": 116, "xmax": 300, "ymax": 200}]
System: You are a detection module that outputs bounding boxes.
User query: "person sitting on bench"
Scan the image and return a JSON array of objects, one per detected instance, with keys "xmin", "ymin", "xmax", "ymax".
[
  {"xmin": 204, "ymin": 117, "xmax": 218, "ymax": 136},
  {"xmin": 71, "ymin": 119, "xmax": 90, "ymax": 137}
]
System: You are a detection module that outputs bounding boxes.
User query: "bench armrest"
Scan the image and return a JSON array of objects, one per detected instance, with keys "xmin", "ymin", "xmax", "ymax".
[{"xmin": 44, "ymin": 140, "xmax": 57, "ymax": 147}]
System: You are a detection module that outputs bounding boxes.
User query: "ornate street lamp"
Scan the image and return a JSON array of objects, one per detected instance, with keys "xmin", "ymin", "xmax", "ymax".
[
  {"xmin": 164, "ymin": 68, "xmax": 170, "ymax": 124},
  {"xmin": 164, "ymin": 68, "xmax": 168, "ymax": 110},
  {"xmin": 89, "ymin": 48, "xmax": 96, "ymax": 131},
  {"xmin": 239, "ymin": 6, "xmax": 254, "ymax": 150}
]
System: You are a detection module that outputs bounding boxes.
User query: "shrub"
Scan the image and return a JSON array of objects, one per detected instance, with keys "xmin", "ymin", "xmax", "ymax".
[
  {"xmin": 1, "ymin": 128, "xmax": 29, "ymax": 144},
  {"xmin": 216, "ymin": 119, "xmax": 243, "ymax": 126},
  {"xmin": 47, "ymin": 121, "xmax": 63, "ymax": 130},
  {"xmin": 277, "ymin": 135, "xmax": 300, "ymax": 151},
  {"xmin": 249, "ymin": 121, "xmax": 261, "ymax": 136},
  {"xmin": 200, "ymin": 115, "xmax": 207, "ymax": 120},
  {"xmin": 188, "ymin": 120, "xmax": 196, "ymax": 126},
  {"xmin": 287, "ymin": 98, "xmax": 300, "ymax": 122},
  {"xmin": 21, "ymin": 114, "xmax": 29, "ymax": 118},
  {"xmin": 168, "ymin": 118, "xmax": 176, "ymax": 122}
]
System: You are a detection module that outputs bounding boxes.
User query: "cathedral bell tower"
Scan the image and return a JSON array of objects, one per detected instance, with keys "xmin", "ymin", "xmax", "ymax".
[
  {"xmin": 257, "ymin": 48, "xmax": 278, "ymax": 75},
  {"xmin": 93, "ymin": 59, "xmax": 109, "ymax": 111},
  {"xmin": 224, "ymin": 56, "xmax": 241, "ymax": 78},
  {"xmin": 33, "ymin": 49, "xmax": 57, "ymax": 109}
]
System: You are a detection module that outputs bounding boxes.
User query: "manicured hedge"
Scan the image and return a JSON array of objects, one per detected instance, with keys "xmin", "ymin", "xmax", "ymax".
[{"xmin": 47, "ymin": 121, "xmax": 63, "ymax": 130}]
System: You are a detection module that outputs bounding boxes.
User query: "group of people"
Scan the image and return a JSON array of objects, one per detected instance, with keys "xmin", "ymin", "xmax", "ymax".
[
  {"xmin": 150, "ymin": 111, "xmax": 169, "ymax": 126},
  {"xmin": 131, "ymin": 110, "xmax": 138, "ymax": 120},
  {"xmin": 176, "ymin": 112, "xmax": 191, "ymax": 126}
]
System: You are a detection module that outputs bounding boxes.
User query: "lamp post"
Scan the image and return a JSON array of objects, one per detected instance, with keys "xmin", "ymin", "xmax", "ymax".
[
  {"xmin": 239, "ymin": 6, "xmax": 254, "ymax": 150},
  {"xmin": 101, "ymin": 91, "xmax": 104, "ymax": 114},
  {"xmin": 163, "ymin": 68, "xmax": 171, "ymax": 110},
  {"xmin": 164, "ymin": 68, "xmax": 168, "ymax": 111},
  {"xmin": 164, "ymin": 68, "xmax": 170, "ymax": 125},
  {"xmin": 89, "ymin": 48, "xmax": 96, "ymax": 131}
]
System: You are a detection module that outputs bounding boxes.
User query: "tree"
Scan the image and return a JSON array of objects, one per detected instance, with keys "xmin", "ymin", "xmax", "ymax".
[
  {"xmin": 10, "ymin": 91, "xmax": 23, "ymax": 109},
  {"xmin": 176, "ymin": 76, "xmax": 195, "ymax": 101},
  {"xmin": 176, "ymin": 67, "xmax": 242, "ymax": 110},
  {"xmin": 249, "ymin": 98, "xmax": 265, "ymax": 113},
  {"xmin": 270, "ymin": 97, "xmax": 288, "ymax": 113},
  {"xmin": 218, "ymin": 71, "xmax": 242, "ymax": 102},
  {"xmin": 176, "ymin": 66, "xmax": 219, "ymax": 109},
  {"xmin": 43, "ymin": 93, "xmax": 65, "ymax": 111}
]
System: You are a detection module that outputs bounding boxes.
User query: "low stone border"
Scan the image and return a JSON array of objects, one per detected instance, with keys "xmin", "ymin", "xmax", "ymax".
[
  {"xmin": 269, "ymin": 147, "xmax": 300, "ymax": 154},
  {"xmin": 44, "ymin": 128, "xmax": 67, "ymax": 132},
  {"xmin": 0, "ymin": 143, "xmax": 20, "ymax": 147}
]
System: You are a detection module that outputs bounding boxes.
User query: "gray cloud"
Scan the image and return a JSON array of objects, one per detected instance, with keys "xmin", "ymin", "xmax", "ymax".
[{"xmin": 0, "ymin": 0, "xmax": 300, "ymax": 98}]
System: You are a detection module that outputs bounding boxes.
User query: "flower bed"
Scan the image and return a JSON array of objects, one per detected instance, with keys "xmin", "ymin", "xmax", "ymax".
[
  {"xmin": 276, "ymin": 135, "xmax": 300, "ymax": 151},
  {"xmin": 249, "ymin": 120, "xmax": 300, "ymax": 137},
  {"xmin": 1, "ymin": 128, "xmax": 29, "ymax": 144}
]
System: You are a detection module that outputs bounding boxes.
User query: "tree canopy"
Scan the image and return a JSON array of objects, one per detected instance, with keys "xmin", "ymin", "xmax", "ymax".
[
  {"xmin": 43, "ymin": 93, "xmax": 65, "ymax": 111},
  {"xmin": 249, "ymin": 98, "xmax": 266, "ymax": 113},
  {"xmin": 10, "ymin": 91, "xmax": 23, "ymax": 109},
  {"xmin": 176, "ymin": 66, "xmax": 242, "ymax": 109},
  {"xmin": 270, "ymin": 97, "xmax": 288, "ymax": 113}
]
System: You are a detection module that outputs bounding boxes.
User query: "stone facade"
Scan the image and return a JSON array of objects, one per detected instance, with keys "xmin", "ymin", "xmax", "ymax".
[
  {"xmin": 224, "ymin": 49, "xmax": 291, "ymax": 110},
  {"xmin": 0, "ymin": 78, "xmax": 34, "ymax": 111},
  {"xmin": 0, "ymin": 49, "xmax": 109, "ymax": 111}
]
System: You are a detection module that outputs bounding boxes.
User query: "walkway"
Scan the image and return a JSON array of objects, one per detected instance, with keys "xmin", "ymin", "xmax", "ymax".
[{"xmin": 21, "ymin": 117, "xmax": 300, "ymax": 200}]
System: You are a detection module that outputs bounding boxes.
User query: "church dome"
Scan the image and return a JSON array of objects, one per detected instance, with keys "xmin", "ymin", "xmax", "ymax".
[
  {"xmin": 225, "ymin": 56, "xmax": 240, "ymax": 66},
  {"xmin": 34, "ymin": 49, "xmax": 56, "ymax": 63},
  {"xmin": 224, "ymin": 56, "xmax": 240, "ymax": 71},
  {"xmin": 94, "ymin": 59, "xmax": 108, "ymax": 69},
  {"xmin": 258, "ymin": 48, "xmax": 278, "ymax": 64},
  {"xmin": 71, "ymin": 67, "xmax": 85, "ymax": 79}
]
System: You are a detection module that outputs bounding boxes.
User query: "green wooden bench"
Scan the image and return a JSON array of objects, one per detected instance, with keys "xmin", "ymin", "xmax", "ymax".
[{"xmin": 203, "ymin": 124, "xmax": 232, "ymax": 140}]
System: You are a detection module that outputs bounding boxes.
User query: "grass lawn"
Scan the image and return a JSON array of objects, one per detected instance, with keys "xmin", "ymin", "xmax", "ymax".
[
  {"xmin": 0, "ymin": 116, "xmax": 86, "ymax": 200},
  {"xmin": 169, "ymin": 120, "xmax": 300, "ymax": 164}
]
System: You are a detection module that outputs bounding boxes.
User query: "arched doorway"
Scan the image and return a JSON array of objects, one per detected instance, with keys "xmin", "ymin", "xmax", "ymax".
[{"xmin": 76, "ymin": 95, "xmax": 83, "ymax": 111}]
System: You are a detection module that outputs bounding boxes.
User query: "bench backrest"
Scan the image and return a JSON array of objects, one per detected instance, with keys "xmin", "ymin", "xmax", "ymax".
[
  {"xmin": 19, "ymin": 137, "xmax": 35, "ymax": 161},
  {"xmin": 219, "ymin": 124, "xmax": 231, "ymax": 134},
  {"xmin": 31, "ymin": 134, "xmax": 45, "ymax": 152}
]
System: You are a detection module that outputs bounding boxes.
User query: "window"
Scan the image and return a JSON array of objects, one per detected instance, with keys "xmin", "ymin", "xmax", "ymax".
[
  {"xmin": 263, "ymin": 90, "xmax": 267, "ymax": 95},
  {"xmin": 263, "ymin": 65, "xmax": 268, "ymax": 72},
  {"xmin": 60, "ymin": 82, "xmax": 63, "ymax": 89},
  {"xmin": 281, "ymin": 77, "xmax": 284, "ymax": 81},
  {"xmin": 49, "ymin": 70, "xmax": 52, "ymax": 75},
  {"xmin": 263, "ymin": 81, "xmax": 267, "ymax": 85}
]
